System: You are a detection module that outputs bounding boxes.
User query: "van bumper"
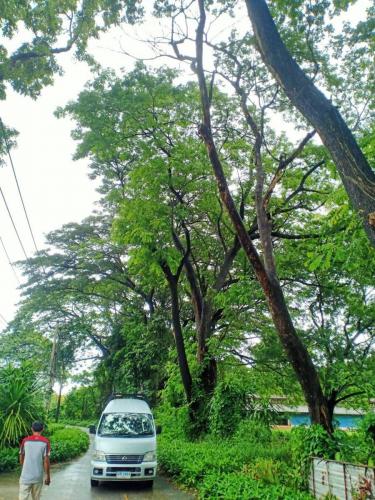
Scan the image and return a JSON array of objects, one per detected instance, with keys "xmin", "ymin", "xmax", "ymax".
[{"xmin": 90, "ymin": 460, "xmax": 157, "ymax": 481}]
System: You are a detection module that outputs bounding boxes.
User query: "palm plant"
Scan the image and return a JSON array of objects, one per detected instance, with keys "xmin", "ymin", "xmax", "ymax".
[{"xmin": 0, "ymin": 365, "xmax": 44, "ymax": 447}]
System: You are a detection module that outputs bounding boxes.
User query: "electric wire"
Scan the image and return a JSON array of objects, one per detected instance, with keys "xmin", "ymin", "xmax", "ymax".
[
  {"xmin": 0, "ymin": 118, "xmax": 39, "ymax": 254},
  {"xmin": 0, "ymin": 185, "xmax": 28, "ymax": 260},
  {"xmin": 0, "ymin": 312, "xmax": 8, "ymax": 326},
  {"xmin": 0, "ymin": 235, "xmax": 21, "ymax": 284}
]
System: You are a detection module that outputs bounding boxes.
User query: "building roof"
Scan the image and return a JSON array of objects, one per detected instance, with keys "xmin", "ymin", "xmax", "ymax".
[
  {"xmin": 103, "ymin": 398, "xmax": 151, "ymax": 414},
  {"xmin": 275, "ymin": 405, "xmax": 366, "ymax": 416}
]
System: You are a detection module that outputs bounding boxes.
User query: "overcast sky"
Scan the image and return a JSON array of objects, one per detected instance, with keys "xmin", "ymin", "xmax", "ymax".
[{"xmin": 0, "ymin": 1, "xmax": 369, "ymax": 330}]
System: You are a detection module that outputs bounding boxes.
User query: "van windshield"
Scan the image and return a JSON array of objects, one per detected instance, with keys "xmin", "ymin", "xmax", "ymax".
[{"xmin": 98, "ymin": 413, "xmax": 154, "ymax": 437}]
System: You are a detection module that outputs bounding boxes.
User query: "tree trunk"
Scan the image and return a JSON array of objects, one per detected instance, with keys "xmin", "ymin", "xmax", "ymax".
[
  {"xmin": 195, "ymin": 0, "xmax": 333, "ymax": 433},
  {"xmin": 161, "ymin": 263, "xmax": 193, "ymax": 402},
  {"xmin": 169, "ymin": 278, "xmax": 193, "ymax": 402},
  {"xmin": 46, "ymin": 329, "xmax": 58, "ymax": 414},
  {"xmin": 245, "ymin": 0, "xmax": 375, "ymax": 246},
  {"xmin": 55, "ymin": 381, "xmax": 63, "ymax": 423}
]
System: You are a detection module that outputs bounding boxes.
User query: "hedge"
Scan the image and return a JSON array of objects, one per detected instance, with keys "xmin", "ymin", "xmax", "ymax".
[
  {"xmin": 157, "ymin": 424, "xmax": 313, "ymax": 500},
  {"xmin": 49, "ymin": 427, "xmax": 89, "ymax": 463},
  {"xmin": 0, "ymin": 425, "xmax": 89, "ymax": 473}
]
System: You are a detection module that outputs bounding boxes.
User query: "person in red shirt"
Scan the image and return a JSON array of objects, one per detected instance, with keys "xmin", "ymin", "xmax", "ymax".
[{"xmin": 19, "ymin": 421, "xmax": 51, "ymax": 500}]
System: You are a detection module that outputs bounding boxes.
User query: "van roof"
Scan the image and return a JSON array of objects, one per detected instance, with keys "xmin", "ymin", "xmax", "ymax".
[{"xmin": 103, "ymin": 398, "xmax": 152, "ymax": 414}]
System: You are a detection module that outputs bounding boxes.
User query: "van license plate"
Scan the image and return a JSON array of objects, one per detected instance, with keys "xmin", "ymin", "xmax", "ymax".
[{"xmin": 117, "ymin": 471, "xmax": 131, "ymax": 478}]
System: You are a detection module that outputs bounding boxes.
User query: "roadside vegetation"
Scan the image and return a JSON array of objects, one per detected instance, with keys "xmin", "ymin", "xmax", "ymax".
[
  {"xmin": 155, "ymin": 393, "xmax": 375, "ymax": 499},
  {"xmin": 0, "ymin": 365, "xmax": 89, "ymax": 473}
]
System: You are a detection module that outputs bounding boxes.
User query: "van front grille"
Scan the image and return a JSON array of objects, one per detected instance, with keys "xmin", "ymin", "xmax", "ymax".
[
  {"xmin": 105, "ymin": 454, "xmax": 143, "ymax": 464},
  {"xmin": 106, "ymin": 467, "xmax": 141, "ymax": 472}
]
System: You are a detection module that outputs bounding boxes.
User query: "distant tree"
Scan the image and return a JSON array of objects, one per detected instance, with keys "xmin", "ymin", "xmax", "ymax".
[{"xmin": 63, "ymin": 386, "xmax": 100, "ymax": 422}]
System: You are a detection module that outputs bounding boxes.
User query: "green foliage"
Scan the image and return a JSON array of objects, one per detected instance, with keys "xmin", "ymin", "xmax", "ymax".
[
  {"xmin": 0, "ymin": 447, "xmax": 18, "ymax": 473},
  {"xmin": 0, "ymin": 364, "xmax": 45, "ymax": 447},
  {"xmin": 0, "ymin": 0, "xmax": 143, "ymax": 99},
  {"xmin": 359, "ymin": 412, "xmax": 375, "ymax": 445},
  {"xmin": 159, "ymin": 420, "xmax": 374, "ymax": 498},
  {"xmin": 331, "ymin": 428, "xmax": 375, "ymax": 466},
  {"xmin": 209, "ymin": 379, "xmax": 249, "ymax": 437},
  {"xmin": 234, "ymin": 419, "xmax": 272, "ymax": 445},
  {"xmin": 156, "ymin": 403, "xmax": 191, "ymax": 440},
  {"xmin": 44, "ymin": 423, "xmax": 66, "ymax": 436},
  {"xmin": 290, "ymin": 425, "xmax": 339, "ymax": 487},
  {"xmin": 199, "ymin": 472, "xmax": 312, "ymax": 499},
  {"xmin": 4, "ymin": 2, "xmax": 374, "ymax": 445},
  {"xmin": 287, "ymin": 422, "xmax": 375, "ymax": 487},
  {"xmin": 58, "ymin": 418, "xmax": 97, "ymax": 427},
  {"xmin": 0, "ymin": 425, "xmax": 89, "ymax": 473},
  {"xmin": 63, "ymin": 386, "xmax": 100, "ymax": 422},
  {"xmin": 49, "ymin": 427, "xmax": 89, "ymax": 463},
  {"xmin": 158, "ymin": 428, "xmax": 311, "ymax": 499}
]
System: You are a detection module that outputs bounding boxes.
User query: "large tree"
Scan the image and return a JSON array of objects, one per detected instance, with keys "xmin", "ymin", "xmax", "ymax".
[
  {"xmin": 149, "ymin": 0, "xmax": 374, "ymax": 432},
  {"xmin": 244, "ymin": 0, "xmax": 375, "ymax": 245}
]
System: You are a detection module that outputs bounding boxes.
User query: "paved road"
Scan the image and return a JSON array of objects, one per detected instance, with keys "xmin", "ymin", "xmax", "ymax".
[{"xmin": 0, "ymin": 436, "xmax": 194, "ymax": 500}]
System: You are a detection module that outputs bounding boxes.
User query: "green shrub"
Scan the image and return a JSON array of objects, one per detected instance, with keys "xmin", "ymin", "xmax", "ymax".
[
  {"xmin": 155, "ymin": 403, "xmax": 190, "ymax": 440},
  {"xmin": 200, "ymin": 472, "xmax": 313, "ymax": 499},
  {"xmin": 0, "ymin": 447, "xmax": 18, "ymax": 472},
  {"xmin": 0, "ymin": 426, "xmax": 89, "ymax": 473},
  {"xmin": 333, "ymin": 424, "xmax": 375, "ymax": 465},
  {"xmin": 158, "ymin": 428, "xmax": 305, "ymax": 498},
  {"xmin": 49, "ymin": 428, "xmax": 89, "ymax": 463},
  {"xmin": 290, "ymin": 424, "xmax": 339, "ymax": 487},
  {"xmin": 44, "ymin": 423, "xmax": 65, "ymax": 436},
  {"xmin": 234, "ymin": 419, "xmax": 272, "ymax": 444},
  {"xmin": 359, "ymin": 413, "xmax": 375, "ymax": 452},
  {"xmin": 209, "ymin": 380, "xmax": 248, "ymax": 437}
]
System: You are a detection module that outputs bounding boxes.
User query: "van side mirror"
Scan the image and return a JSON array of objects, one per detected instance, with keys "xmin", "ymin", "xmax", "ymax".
[
  {"xmin": 156, "ymin": 425, "xmax": 162, "ymax": 435},
  {"xmin": 89, "ymin": 425, "xmax": 96, "ymax": 434}
]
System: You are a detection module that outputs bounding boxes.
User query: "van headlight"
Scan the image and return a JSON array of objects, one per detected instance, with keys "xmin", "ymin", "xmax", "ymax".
[
  {"xmin": 93, "ymin": 450, "xmax": 106, "ymax": 462},
  {"xmin": 143, "ymin": 451, "xmax": 156, "ymax": 462}
]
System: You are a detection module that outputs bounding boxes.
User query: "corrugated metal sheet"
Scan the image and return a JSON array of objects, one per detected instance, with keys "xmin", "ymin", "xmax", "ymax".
[{"xmin": 310, "ymin": 458, "xmax": 375, "ymax": 499}]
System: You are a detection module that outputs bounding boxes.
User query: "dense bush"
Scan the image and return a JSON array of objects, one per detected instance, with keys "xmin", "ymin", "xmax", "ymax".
[
  {"xmin": 157, "ymin": 421, "xmax": 312, "ymax": 499},
  {"xmin": 290, "ymin": 424, "xmax": 338, "ymax": 488},
  {"xmin": 0, "ymin": 426, "xmax": 89, "ymax": 473},
  {"xmin": 200, "ymin": 472, "xmax": 312, "ymax": 499},
  {"xmin": 0, "ymin": 447, "xmax": 18, "ymax": 472},
  {"xmin": 209, "ymin": 380, "xmax": 248, "ymax": 437},
  {"xmin": 158, "ymin": 418, "xmax": 374, "ymax": 497},
  {"xmin": 290, "ymin": 424, "xmax": 375, "ymax": 487},
  {"xmin": 49, "ymin": 428, "xmax": 89, "ymax": 463},
  {"xmin": 44, "ymin": 423, "xmax": 66, "ymax": 436}
]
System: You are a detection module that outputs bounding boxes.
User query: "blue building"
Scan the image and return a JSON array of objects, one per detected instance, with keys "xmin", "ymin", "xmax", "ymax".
[{"xmin": 272, "ymin": 400, "xmax": 366, "ymax": 429}]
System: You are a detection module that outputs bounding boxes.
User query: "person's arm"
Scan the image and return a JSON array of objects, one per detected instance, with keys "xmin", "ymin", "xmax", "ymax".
[{"xmin": 44, "ymin": 456, "xmax": 51, "ymax": 485}]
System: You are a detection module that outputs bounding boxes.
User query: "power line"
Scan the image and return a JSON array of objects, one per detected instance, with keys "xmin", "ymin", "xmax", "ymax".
[
  {"xmin": 0, "ymin": 235, "xmax": 21, "ymax": 284},
  {"xmin": 0, "ymin": 117, "xmax": 39, "ymax": 254},
  {"xmin": 0, "ymin": 185, "xmax": 29, "ymax": 260},
  {"xmin": 0, "ymin": 312, "xmax": 8, "ymax": 326}
]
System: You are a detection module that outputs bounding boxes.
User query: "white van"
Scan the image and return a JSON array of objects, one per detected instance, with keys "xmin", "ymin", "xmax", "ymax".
[{"xmin": 90, "ymin": 396, "xmax": 158, "ymax": 487}]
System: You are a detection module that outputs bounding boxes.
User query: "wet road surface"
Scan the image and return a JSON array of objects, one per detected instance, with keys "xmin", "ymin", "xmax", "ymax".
[{"xmin": 0, "ymin": 436, "xmax": 194, "ymax": 500}]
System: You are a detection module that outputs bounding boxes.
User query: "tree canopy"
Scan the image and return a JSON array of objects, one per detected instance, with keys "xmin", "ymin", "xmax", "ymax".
[{"xmin": 0, "ymin": 0, "xmax": 374, "ymax": 436}]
